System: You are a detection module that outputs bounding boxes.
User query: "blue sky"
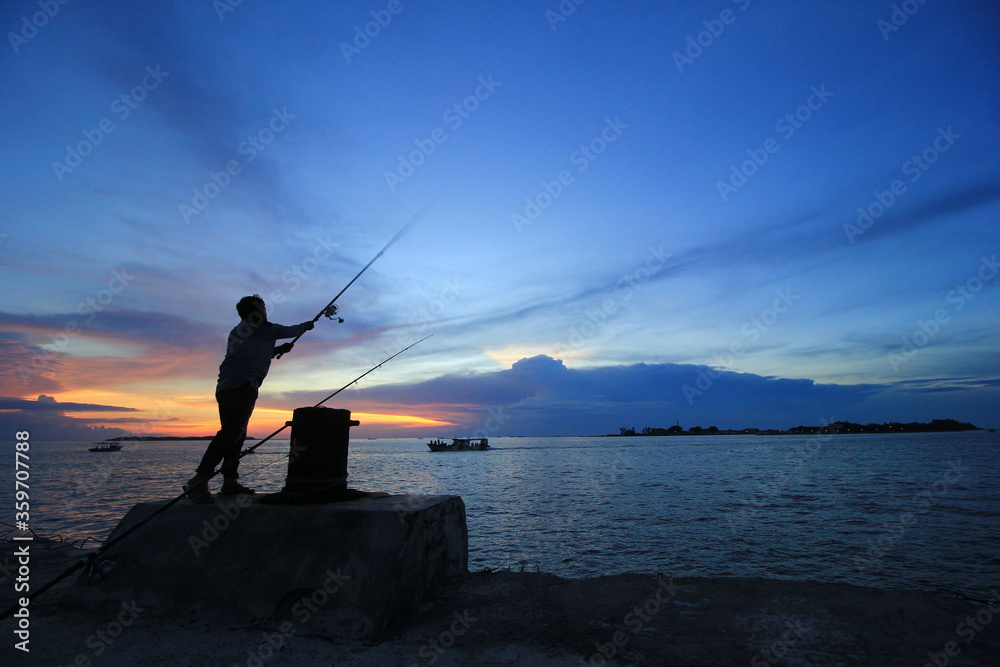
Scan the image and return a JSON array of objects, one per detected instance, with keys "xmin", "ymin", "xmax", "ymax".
[{"xmin": 1, "ymin": 0, "xmax": 998, "ymax": 439}]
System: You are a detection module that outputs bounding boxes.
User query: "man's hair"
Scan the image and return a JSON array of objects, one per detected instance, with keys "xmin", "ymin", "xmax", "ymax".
[{"xmin": 236, "ymin": 294, "xmax": 265, "ymax": 321}]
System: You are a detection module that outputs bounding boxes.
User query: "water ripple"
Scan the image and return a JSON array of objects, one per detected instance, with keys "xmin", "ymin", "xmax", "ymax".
[{"xmin": 1, "ymin": 432, "xmax": 997, "ymax": 597}]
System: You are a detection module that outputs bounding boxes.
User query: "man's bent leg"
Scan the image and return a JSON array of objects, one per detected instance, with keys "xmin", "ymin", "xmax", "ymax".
[
  {"xmin": 196, "ymin": 383, "xmax": 258, "ymax": 479},
  {"xmin": 218, "ymin": 384, "xmax": 258, "ymax": 481}
]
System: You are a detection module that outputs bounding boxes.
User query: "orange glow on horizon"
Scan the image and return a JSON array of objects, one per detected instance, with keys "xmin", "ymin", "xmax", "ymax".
[
  {"xmin": 27, "ymin": 381, "xmax": 459, "ymax": 438},
  {"xmin": 352, "ymin": 412, "xmax": 454, "ymax": 426},
  {"xmin": 76, "ymin": 403, "xmax": 455, "ymax": 437},
  {"xmin": 243, "ymin": 411, "xmax": 455, "ymax": 436}
]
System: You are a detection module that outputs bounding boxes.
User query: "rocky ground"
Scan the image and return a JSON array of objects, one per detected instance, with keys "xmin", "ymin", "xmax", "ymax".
[{"xmin": 2, "ymin": 538, "xmax": 999, "ymax": 666}]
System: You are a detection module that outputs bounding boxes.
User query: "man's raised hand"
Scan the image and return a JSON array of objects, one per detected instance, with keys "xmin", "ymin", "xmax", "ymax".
[{"xmin": 273, "ymin": 342, "xmax": 294, "ymax": 358}]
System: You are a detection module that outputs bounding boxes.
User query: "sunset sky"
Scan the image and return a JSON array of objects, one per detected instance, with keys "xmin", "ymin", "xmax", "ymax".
[{"xmin": 1, "ymin": 1, "xmax": 998, "ymax": 440}]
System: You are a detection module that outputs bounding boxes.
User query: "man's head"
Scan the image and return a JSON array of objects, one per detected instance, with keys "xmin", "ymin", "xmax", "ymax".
[{"xmin": 236, "ymin": 295, "xmax": 267, "ymax": 324}]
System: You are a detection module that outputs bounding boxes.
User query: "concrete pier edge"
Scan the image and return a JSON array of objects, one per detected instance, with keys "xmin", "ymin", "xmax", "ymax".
[{"xmin": 71, "ymin": 494, "xmax": 468, "ymax": 640}]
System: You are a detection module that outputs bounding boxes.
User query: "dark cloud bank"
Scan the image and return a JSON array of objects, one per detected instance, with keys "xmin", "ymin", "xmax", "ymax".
[
  {"xmin": 336, "ymin": 355, "xmax": 998, "ymax": 436},
  {"xmin": 0, "ymin": 395, "xmax": 172, "ymax": 442}
]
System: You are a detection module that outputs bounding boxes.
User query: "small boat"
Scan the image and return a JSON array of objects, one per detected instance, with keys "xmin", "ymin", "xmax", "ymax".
[
  {"xmin": 89, "ymin": 441, "xmax": 123, "ymax": 452},
  {"xmin": 426, "ymin": 437, "xmax": 489, "ymax": 452}
]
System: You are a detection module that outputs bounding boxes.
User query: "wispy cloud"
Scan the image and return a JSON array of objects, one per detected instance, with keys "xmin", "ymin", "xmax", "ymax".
[
  {"xmin": 852, "ymin": 180, "xmax": 1000, "ymax": 245},
  {"xmin": 0, "ymin": 395, "xmax": 137, "ymax": 412},
  {"xmin": 0, "ymin": 308, "xmax": 219, "ymax": 350}
]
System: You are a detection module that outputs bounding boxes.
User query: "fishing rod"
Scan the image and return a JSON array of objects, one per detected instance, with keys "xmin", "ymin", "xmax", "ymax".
[
  {"xmin": 241, "ymin": 334, "xmax": 431, "ymax": 457},
  {"xmin": 276, "ymin": 196, "xmax": 437, "ymax": 358},
  {"xmin": 0, "ymin": 335, "xmax": 431, "ymax": 622}
]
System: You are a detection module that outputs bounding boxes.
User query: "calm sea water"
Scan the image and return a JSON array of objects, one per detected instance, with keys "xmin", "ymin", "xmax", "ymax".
[{"xmin": 2, "ymin": 432, "xmax": 998, "ymax": 598}]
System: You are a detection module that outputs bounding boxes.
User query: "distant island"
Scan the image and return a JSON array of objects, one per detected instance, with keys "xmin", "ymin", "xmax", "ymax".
[
  {"xmin": 106, "ymin": 435, "xmax": 257, "ymax": 441},
  {"xmin": 610, "ymin": 419, "xmax": 982, "ymax": 437}
]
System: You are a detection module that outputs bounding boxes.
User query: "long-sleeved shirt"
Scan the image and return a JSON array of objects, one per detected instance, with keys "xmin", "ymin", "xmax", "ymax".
[{"xmin": 216, "ymin": 320, "xmax": 310, "ymax": 391}]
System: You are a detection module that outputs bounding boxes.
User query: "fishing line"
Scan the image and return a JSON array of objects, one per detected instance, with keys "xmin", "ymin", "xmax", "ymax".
[{"xmin": 276, "ymin": 195, "xmax": 438, "ymax": 358}]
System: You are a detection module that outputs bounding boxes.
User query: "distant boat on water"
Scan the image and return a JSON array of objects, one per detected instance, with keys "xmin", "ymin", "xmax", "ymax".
[
  {"xmin": 426, "ymin": 437, "xmax": 489, "ymax": 452},
  {"xmin": 88, "ymin": 441, "xmax": 123, "ymax": 452}
]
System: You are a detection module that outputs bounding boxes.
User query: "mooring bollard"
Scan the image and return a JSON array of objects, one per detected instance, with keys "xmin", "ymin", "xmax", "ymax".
[{"xmin": 262, "ymin": 406, "xmax": 361, "ymax": 503}]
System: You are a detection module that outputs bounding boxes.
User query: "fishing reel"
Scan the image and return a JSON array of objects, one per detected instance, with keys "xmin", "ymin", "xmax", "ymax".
[{"xmin": 322, "ymin": 304, "xmax": 345, "ymax": 323}]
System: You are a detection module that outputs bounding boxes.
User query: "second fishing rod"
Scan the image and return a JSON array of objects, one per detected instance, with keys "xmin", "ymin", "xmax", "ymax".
[
  {"xmin": 0, "ymin": 335, "xmax": 432, "ymax": 622},
  {"xmin": 0, "ymin": 203, "xmax": 439, "ymax": 621}
]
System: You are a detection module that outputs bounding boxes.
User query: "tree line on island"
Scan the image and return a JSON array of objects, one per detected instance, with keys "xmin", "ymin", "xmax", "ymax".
[{"xmin": 613, "ymin": 418, "xmax": 981, "ymax": 437}]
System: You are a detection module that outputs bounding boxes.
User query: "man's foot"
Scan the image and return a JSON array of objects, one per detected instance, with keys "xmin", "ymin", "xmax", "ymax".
[
  {"xmin": 183, "ymin": 475, "xmax": 214, "ymax": 504},
  {"xmin": 218, "ymin": 480, "xmax": 256, "ymax": 496}
]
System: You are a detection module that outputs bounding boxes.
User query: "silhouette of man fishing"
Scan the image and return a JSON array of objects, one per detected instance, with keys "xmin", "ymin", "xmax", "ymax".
[{"xmin": 184, "ymin": 295, "xmax": 314, "ymax": 503}]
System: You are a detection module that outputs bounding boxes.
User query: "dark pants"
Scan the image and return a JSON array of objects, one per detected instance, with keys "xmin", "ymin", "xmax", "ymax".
[{"xmin": 196, "ymin": 382, "xmax": 258, "ymax": 481}]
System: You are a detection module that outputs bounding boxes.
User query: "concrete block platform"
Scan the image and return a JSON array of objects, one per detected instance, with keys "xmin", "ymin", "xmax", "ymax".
[{"xmin": 73, "ymin": 494, "xmax": 468, "ymax": 639}]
